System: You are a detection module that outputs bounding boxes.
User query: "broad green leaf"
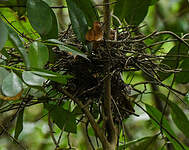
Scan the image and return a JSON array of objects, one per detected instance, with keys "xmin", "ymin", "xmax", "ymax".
[
  {"xmin": 22, "ymin": 71, "xmax": 46, "ymax": 86},
  {"xmin": 45, "ymin": 104, "xmax": 77, "ymax": 133},
  {"xmin": 158, "ymin": 43, "xmax": 188, "ymax": 81},
  {"xmin": 30, "ymin": 68, "xmax": 72, "ymax": 85},
  {"xmin": 2, "ymin": 72, "xmax": 23, "ymax": 97},
  {"xmin": 0, "ymin": 67, "xmax": 9, "ymax": 87},
  {"xmin": 66, "ymin": 0, "xmax": 88, "ymax": 42},
  {"xmin": 175, "ymin": 58, "xmax": 189, "ymax": 83},
  {"xmin": 59, "ymin": 45, "xmax": 88, "ymax": 60},
  {"xmin": 6, "ymin": 25, "xmax": 30, "ymax": 68},
  {"xmin": 41, "ymin": 4, "xmax": 58, "ymax": 40},
  {"xmin": 114, "ymin": 0, "xmax": 151, "ymax": 26},
  {"xmin": 169, "ymin": 101, "xmax": 189, "ymax": 138},
  {"xmin": 28, "ymin": 41, "xmax": 49, "ymax": 69},
  {"xmin": 27, "ymin": 0, "xmax": 52, "ymax": 36},
  {"xmin": 73, "ymin": 0, "xmax": 99, "ymax": 27},
  {"xmin": 146, "ymin": 104, "xmax": 185, "ymax": 150},
  {"xmin": 14, "ymin": 109, "xmax": 24, "ymax": 139},
  {"xmin": 0, "ymin": 19, "xmax": 8, "ymax": 50}
]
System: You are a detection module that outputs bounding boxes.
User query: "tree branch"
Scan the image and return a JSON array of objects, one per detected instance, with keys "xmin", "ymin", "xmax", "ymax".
[{"xmin": 103, "ymin": 0, "xmax": 117, "ymax": 147}]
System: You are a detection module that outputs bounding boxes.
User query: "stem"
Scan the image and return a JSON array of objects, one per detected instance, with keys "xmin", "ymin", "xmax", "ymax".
[{"xmin": 103, "ymin": 0, "xmax": 117, "ymax": 148}]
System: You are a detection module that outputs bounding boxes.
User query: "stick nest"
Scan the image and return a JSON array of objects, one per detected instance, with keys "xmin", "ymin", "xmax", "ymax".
[{"xmin": 52, "ymin": 26, "xmax": 156, "ymax": 122}]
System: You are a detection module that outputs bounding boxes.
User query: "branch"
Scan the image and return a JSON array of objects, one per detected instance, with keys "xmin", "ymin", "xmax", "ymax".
[
  {"xmin": 60, "ymin": 88, "xmax": 108, "ymax": 146},
  {"xmin": 103, "ymin": 0, "xmax": 117, "ymax": 146}
]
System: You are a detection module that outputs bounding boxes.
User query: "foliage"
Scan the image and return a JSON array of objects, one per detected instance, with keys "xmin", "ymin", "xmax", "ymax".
[{"xmin": 0, "ymin": 0, "xmax": 189, "ymax": 150}]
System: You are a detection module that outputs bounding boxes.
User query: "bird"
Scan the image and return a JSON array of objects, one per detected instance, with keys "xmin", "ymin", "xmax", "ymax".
[{"xmin": 85, "ymin": 21, "xmax": 103, "ymax": 42}]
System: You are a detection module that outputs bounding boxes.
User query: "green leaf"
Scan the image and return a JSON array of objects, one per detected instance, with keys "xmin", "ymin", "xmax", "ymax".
[
  {"xmin": 42, "ymin": 6, "xmax": 58, "ymax": 40},
  {"xmin": 30, "ymin": 68, "xmax": 72, "ymax": 85},
  {"xmin": 0, "ymin": 19, "xmax": 8, "ymax": 50},
  {"xmin": 0, "ymin": 67, "xmax": 9, "ymax": 87},
  {"xmin": 73, "ymin": 0, "xmax": 99, "ymax": 27},
  {"xmin": 27, "ymin": 0, "xmax": 52, "ymax": 36},
  {"xmin": 28, "ymin": 41, "xmax": 49, "ymax": 69},
  {"xmin": 2, "ymin": 72, "xmax": 23, "ymax": 97},
  {"xmin": 66, "ymin": 0, "xmax": 88, "ymax": 42},
  {"xmin": 158, "ymin": 43, "xmax": 188, "ymax": 81},
  {"xmin": 14, "ymin": 109, "xmax": 24, "ymax": 139},
  {"xmin": 45, "ymin": 104, "xmax": 77, "ymax": 133},
  {"xmin": 119, "ymin": 135, "xmax": 158, "ymax": 150},
  {"xmin": 146, "ymin": 104, "xmax": 185, "ymax": 150},
  {"xmin": 6, "ymin": 25, "xmax": 30, "ymax": 68},
  {"xmin": 169, "ymin": 101, "xmax": 189, "ymax": 138},
  {"xmin": 113, "ymin": 0, "xmax": 151, "ymax": 26},
  {"xmin": 22, "ymin": 71, "xmax": 46, "ymax": 86},
  {"xmin": 175, "ymin": 58, "xmax": 189, "ymax": 83},
  {"xmin": 59, "ymin": 44, "xmax": 88, "ymax": 60}
]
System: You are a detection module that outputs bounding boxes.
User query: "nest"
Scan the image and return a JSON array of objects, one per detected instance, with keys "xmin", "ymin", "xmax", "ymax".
[{"xmin": 51, "ymin": 26, "xmax": 155, "ymax": 122}]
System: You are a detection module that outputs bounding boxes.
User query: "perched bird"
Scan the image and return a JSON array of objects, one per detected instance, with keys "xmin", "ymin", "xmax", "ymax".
[{"xmin": 85, "ymin": 21, "xmax": 103, "ymax": 42}]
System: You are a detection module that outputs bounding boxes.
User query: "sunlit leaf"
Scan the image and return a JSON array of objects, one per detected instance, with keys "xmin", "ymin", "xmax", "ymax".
[
  {"xmin": 28, "ymin": 41, "xmax": 49, "ymax": 69},
  {"xmin": 14, "ymin": 109, "xmax": 24, "ymax": 139},
  {"xmin": 66, "ymin": 0, "xmax": 88, "ymax": 42},
  {"xmin": 22, "ymin": 71, "xmax": 46, "ymax": 86},
  {"xmin": 2, "ymin": 72, "xmax": 23, "ymax": 97},
  {"xmin": 0, "ymin": 19, "xmax": 8, "ymax": 50}
]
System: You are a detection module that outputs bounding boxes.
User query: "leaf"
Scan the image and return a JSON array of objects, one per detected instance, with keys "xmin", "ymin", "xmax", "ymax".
[
  {"xmin": 13, "ymin": 0, "xmax": 27, "ymax": 17},
  {"xmin": 0, "ymin": 67, "xmax": 9, "ymax": 87},
  {"xmin": 146, "ymin": 104, "xmax": 185, "ymax": 150},
  {"xmin": 59, "ymin": 45, "xmax": 88, "ymax": 60},
  {"xmin": 42, "ymin": 6, "xmax": 58, "ymax": 40},
  {"xmin": 28, "ymin": 41, "xmax": 49, "ymax": 69},
  {"xmin": 73, "ymin": 0, "xmax": 99, "ymax": 27},
  {"xmin": 158, "ymin": 43, "xmax": 188, "ymax": 81},
  {"xmin": 175, "ymin": 58, "xmax": 189, "ymax": 83},
  {"xmin": 45, "ymin": 104, "xmax": 77, "ymax": 133},
  {"xmin": 14, "ymin": 109, "xmax": 24, "ymax": 139},
  {"xmin": 27, "ymin": 0, "xmax": 52, "ymax": 36},
  {"xmin": 2, "ymin": 72, "xmax": 23, "ymax": 97},
  {"xmin": 6, "ymin": 25, "xmax": 30, "ymax": 68},
  {"xmin": 169, "ymin": 101, "xmax": 189, "ymax": 138},
  {"xmin": 118, "ymin": 135, "xmax": 158, "ymax": 150},
  {"xmin": 113, "ymin": 0, "xmax": 151, "ymax": 26},
  {"xmin": 0, "ymin": 19, "xmax": 8, "ymax": 50},
  {"xmin": 30, "ymin": 68, "xmax": 72, "ymax": 85},
  {"xmin": 66, "ymin": 0, "xmax": 88, "ymax": 42},
  {"xmin": 22, "ymin": 71, "xmax": 46, "ymax": 86}
]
